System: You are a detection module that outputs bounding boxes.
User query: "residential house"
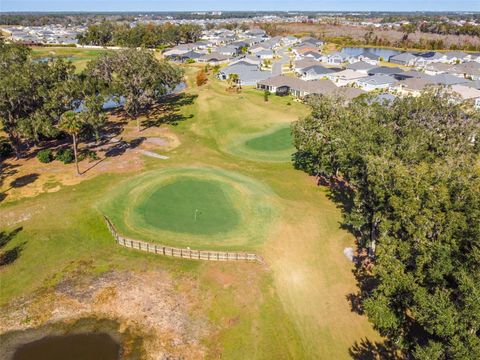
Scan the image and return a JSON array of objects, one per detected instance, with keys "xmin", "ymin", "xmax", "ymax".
[
  {"xmin": 249, "ymin": 44, "xmax": 268, "ymax": 55},
  {"xmin": 257, "ymin": 75, "xmax": 342, "ymax": 99},
  {"xmin": 326, "ymin": 69, "xmax": 366, "ymax": 87},
  {"xmin": 392, "ymin": 70, "xmax": 427, "ymax": 81},
  {"xmin": 294, "ymin": 58, "xmax": 320, "ymax": 74},
  {"xmin": 292, "ymin": 44, "xmax": 319, "ymax": 57},
  {"xmin": 245, "ymin": 29, "xmax": 268, "ymax": 38},
  {"xmin": 256, "ymin": 49, "xmax": 275, "ymax": 60},
  {"xmin": 303, "ymin": 51, "xmax": 323, "ymax": 61},
  {"xmin": 368, "ymin": 66, "xmax": 404, "ymax": 76},
  {"xmin": 172, "ymin": 51, "xmax": 204, "ymax": 62},
  {"xmin": 301, "ymin": 65, "xmax": 337, "ymax": 80},
  {"xmin": 346, "ymin": 61, "xmax": 376, "ymax": 75},
  {"xmin": 414, "ymin": 51, "xmax": 446, "ymax": 66},
  {"xmin": 300, "ymin": 36, "xmax": 324, "ymax": 47},
  {"xmin": 282, "ymin": 36, "xmax": 300, "ymax": 46},
  {"xmin": 356, "ymin": 51, "xmax": 381, "ymax": 65},
  {"xmin": 216, "ymin": 45, "xmax": 238, "ymax": 56},
  {"xmin": 389, "ymin": 52, "xmax": 417, "ymax": 66},
  {"xmin": 263, "ymin": 36, "xmax": 283, "ymax": 49},
  {"xmin": 218, "ymin": 63, "xmax": 272, "ymax": 86},
  {"xmin": 391, "ymin": 78, "xmax": 434, "ymax": 96},
  {"xmin": 424, "ymin": 62, "xmax": 453, "ymax": 76},
  {"xmin": 163, "ymin": 44, "xmax": 195, "ymax": 58},
  {"xmin": 257, "ymin": 75, "xmax": 304, "ymax": 94},
  {"xmin": 322, "ymin": 52, "xmax": 352, "ymax": 65},
  {"xmin": 443, "ymin": 51, "xmax": 471, "ymax": 64},
  {"xmin": 451, "ymin": 62, "xmax": 480, "ymax": 80},
  {"xmin": 449, "ymin": 84, "xmax": 480, "ymax": 108},
  {"xmin": 430, "ymin": 74, "xmax": 471, "ymax": 86},
  {"xmin": 198, "ymin": 52, "xmax": 231, "ymax": 65},
  {"xmin": 356, "ymin": 74, "xmax": 397, "ymax": 91},
  {"xmin": 229, "ymin": 55, "xmax": 262, "ymax": 67}
]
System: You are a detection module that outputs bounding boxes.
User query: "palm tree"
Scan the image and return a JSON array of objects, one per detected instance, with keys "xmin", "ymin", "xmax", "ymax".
[
  {"xmin": 59, "ymin": 111, "xmax": 83, "ymax": 175},
  {"xmin": 228, "ymin": 73, "xmax": 240, "ymax": 89}
]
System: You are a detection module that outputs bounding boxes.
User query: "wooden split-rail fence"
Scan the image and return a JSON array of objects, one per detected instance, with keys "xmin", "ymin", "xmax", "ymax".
[{"xmin": 104, "ymin": 216, "xmax": 263, "ymax": 263}]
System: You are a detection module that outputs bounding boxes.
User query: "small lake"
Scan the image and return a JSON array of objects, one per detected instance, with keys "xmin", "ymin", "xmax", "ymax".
[
  {"xmin": 33, "ymin": 56, "xmax": 75, "ymax": 63},
  {"xmin": 13, "ymin": 333, "xmax": 120, "ymax": 360},
  {"xmin": 340, "ymin": 47, "xmax": 403, "ymax": 60},
  {"xmin": 75, "ymin": 81, "xmax": 187, "ymax": 112}
]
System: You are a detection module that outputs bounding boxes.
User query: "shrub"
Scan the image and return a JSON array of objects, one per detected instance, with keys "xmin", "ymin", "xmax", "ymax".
[
  {"xmin": 0, "ymin": 137, "xmax": 13, "ymax": 160},
  {"xmin": 264, "ymin": 90, "xmax": 270, "ymax": 102},
  {"xmin": 56, "ymin": 148, "xmax": 74, "ymax": 164},
  {"xmin": 196, "ymin": 69, "xmax": 208, "ymax": 86},
  {"xmin": 78, "ymin": 149, "xmax": 99, "ymax": 162},
  {"xmin": 37, "ymin": 149, "xmax": 54, "ymax": 163}
]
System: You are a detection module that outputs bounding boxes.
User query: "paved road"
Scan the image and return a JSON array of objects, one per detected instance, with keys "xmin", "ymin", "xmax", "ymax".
[{"xmin": 272, "ymin": 48, "xmax": 291, "ymax": 76}]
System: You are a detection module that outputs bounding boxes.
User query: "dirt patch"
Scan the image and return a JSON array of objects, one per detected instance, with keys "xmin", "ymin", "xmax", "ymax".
[
  {"xmin": 0, "ymin": 127, "xmax": 180, "ymax": 204},
  {"xmin": 0, "ymin": 269, "xmax": 211, "ymax": 359}
]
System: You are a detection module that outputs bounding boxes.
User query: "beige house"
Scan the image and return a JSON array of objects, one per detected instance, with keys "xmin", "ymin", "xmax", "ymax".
[{"xmin": 326, "ymin": 69, "xmax": 365, "ymax": 87}]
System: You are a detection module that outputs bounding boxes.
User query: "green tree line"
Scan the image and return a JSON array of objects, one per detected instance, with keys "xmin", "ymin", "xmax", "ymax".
[
  {"xmin": 77, "ymin": 22, "xmax": 203, "ymax": 48},
  {"xmin": 292, "ymin": 93, "xmax": 480, "ymax": 359}
]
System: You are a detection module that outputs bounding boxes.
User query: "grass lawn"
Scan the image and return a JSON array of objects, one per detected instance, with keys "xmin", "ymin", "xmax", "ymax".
[
  {"xmin": 245, "ymin": 127, "xmax": 292, "ymax": 152},
  {"xmin": 30, "ymin": 46, "xmax": 109, "ymax": 72},
  {"xmin": 0, "ymin": 66, "xmax": 380, "ymax": 358}
]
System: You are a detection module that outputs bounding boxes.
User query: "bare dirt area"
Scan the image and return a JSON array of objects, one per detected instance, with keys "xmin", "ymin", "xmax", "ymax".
[
  {"xmin": 0, "ymin": 268, "xmax": 210, "ymax": 360},
  {"xmin": 0, "ymin": 120, "xmax": 180, "ymax": 204}
]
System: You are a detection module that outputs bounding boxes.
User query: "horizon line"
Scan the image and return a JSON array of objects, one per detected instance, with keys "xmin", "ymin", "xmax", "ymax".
[{"xmin": 2, "ymin": 10, "xmax": 480, "ymax": 14}]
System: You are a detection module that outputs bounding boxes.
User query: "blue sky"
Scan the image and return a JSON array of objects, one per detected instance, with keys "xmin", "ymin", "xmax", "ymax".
[{"xmin": 2, "ymin": 1, "xmax": 479, "ymax": 12}]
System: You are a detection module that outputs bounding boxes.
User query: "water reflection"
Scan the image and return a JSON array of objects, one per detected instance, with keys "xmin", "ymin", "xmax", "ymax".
[{"xmin": 13, "ymin": 333, "xmax": 120, "ymax": 360}]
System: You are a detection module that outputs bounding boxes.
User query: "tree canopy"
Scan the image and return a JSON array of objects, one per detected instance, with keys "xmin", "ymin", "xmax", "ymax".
[
  {"xmin": 87, "ymin": 49, "xmax": 183, "ymax": 130},
  {"xmin": 292, "ymin": 92, "xmax": 480, "ymax": 359},
  {"xmin": 77, "ymin": 22, "xmax": 203, "ymax": 48},
  {"xmin": 0, "ymin": 41, "xmax": 182, "ymax": 167}
]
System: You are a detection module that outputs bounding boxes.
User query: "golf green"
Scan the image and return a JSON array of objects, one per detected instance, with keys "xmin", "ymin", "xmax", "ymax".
[
  {"xmin": 139, "ymin": 177, "xmax": 240, "ymax": 235},
  {"xmin": 244, "ymin": 127, "xmax": 293, "ymax": 152},
  {"xmin": 98, "ymin": 167, "xmax": 277, "ymax": 249}
]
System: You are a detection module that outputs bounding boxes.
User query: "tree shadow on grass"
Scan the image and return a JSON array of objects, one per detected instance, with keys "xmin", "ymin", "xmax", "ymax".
[
  {"xmin": 0, "ymin": 173, "xmax": 40, "ymax": 203},
  {"xmin": 0, "ymin": 227, "xmax": 25, "ymax": 267},
  {"xmin": 103, "ymin": 137, "xmax": 146, "ymax": 158},
  {"xmin": 140, "ymin": 93, "xmax": 197, "ymax": 131},
  {"xmin": 9, "ymin": 173, "xmax": 40, "ymax": 188},
  {"xmin": 142, "ymin": 113, "xmax": 193, "ymax": 129},
  {"xmin": 349, "ymin": 338, "xmax": 400, "ymax": 360}
]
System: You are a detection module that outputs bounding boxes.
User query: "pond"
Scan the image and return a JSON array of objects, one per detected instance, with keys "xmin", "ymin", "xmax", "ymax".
[
  {"xmin": 340, "ymin": 47, "xmax": 403, "ymax": 60},
  {"xmin": 33, "ymin": 56, "xmax": 75, "ymax": 63},
  {"xmin": 13, "ymin": 333, "xmax": 120, "ymax": 360},
  {"xmin": 75, "ymin": 81, "xmax": 187, "ymax": 112}
]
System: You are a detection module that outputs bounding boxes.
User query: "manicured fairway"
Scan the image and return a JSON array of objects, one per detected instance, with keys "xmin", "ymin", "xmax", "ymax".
[
  {"xmin": 244, "ymin": 127, "xmax": 293, "ymax": 152},
  {"xmin": 140, "ymin": 177, "xmax": 240, "ymax": 235}
]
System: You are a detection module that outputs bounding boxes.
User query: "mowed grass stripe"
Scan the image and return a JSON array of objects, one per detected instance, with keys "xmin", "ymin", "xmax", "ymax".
[{"xmin": 244, "ymin": 127, "xmax": 293, "ymax": 152}]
